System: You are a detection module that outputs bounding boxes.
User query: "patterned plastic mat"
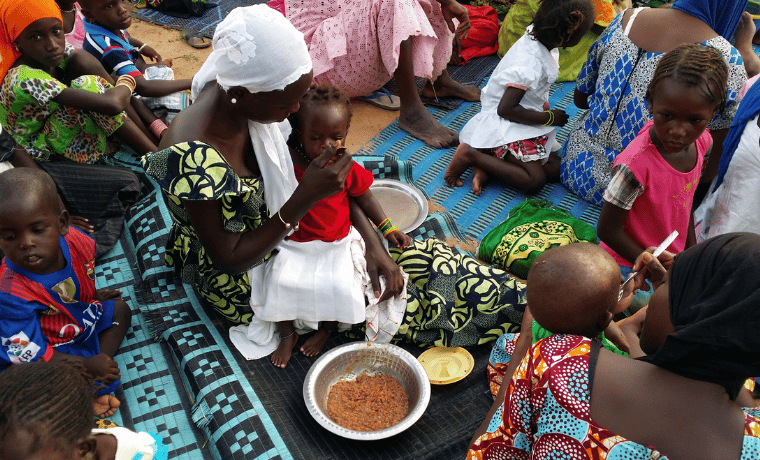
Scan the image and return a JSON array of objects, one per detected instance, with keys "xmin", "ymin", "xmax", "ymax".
[
  {"xmin": 98, "ymin": 153, "xmax": 494, "ymax": 459},
  {"xmin": 132, "ymin": 0, "xmax": 269, "ymax": 38},
  {"xmin": 357, "ymin": 80, "xmax": 602, "ymax": 242}
]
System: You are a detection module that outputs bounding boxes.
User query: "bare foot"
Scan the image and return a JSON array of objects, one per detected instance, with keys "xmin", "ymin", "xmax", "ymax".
[
  {"xmin": 423, "ymin": 70, "xmax": 481, "ymax": 102},
  {"xmin": 472, "ymin": 167, "xmax": 489, "ymax": 195},
  {"xmin": 399, "ymin": 103, "xmax": 458, "ymax": 149},
  {"xmin": 93, "ymin": 394, "xmax": 120, "ymax": 418},
  {"xmin": 271, "ymin": 332, "xmax": 299, "ymax": 369},
  {"xmin": 300, "ymin": 329, "xmax": 332, "ymax": 357},
  {"xmin": 736, "ymin": 12, "xmax": 757, "ymax": 47},
  {"xmin": 735, "ymin": 13, "xmax": 760, "ymax": 77},
  {"xmin": 445, "ymin": 143, "xmax": 477, "ymax": 187}
]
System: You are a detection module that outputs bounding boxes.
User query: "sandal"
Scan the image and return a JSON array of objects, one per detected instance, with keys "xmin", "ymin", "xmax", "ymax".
[
  {"xmin": 356, "ymin": 88, "xmax": 401, "ymax": 111},
  {"xmin": 181, "ymin": 29, "xmax": 211, "ymax": 49}
]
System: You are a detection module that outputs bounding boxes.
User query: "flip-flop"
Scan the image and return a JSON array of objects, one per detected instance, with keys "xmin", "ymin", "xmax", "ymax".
[
  {"xmin": 181, "ymin": 29, "xmax": 212, "ymax": 49},
  {"xmin": 356, "ymin": 88, "xmax": 401, "ymax": 111}
]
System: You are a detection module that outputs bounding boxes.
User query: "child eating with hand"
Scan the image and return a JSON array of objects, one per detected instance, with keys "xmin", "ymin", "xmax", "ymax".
[{"xmin": 0, "ymin": 168, "xmax": 131, "ymax": 417}]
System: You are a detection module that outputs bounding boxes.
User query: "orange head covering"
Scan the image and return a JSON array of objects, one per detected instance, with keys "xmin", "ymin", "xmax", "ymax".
[{"xmin": 0, "ymin": 0, "xmax": 63, "ymax": 80}]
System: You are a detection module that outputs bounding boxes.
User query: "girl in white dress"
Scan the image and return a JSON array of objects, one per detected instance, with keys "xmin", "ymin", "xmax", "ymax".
[{"xmin": 445, "ymin": 0, "xmax": 594, "ymax": 195}]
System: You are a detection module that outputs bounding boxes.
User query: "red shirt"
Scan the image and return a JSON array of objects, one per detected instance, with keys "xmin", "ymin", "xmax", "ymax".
[{"xmin": 288, "ymin": 161, "xmax": 373, "ymax": 242}]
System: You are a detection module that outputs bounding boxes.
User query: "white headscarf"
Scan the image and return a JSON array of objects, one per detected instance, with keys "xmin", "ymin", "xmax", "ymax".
[{"xmin": 191, "ymin": 5, "xmax": 312, "ymax": 213}]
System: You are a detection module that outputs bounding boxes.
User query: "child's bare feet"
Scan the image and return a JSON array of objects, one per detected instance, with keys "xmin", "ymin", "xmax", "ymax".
[
  {"xmin": 472, "ymin": 167, "xmax": 489, "ymax": 195},
  {"xmin": 445, "ymin": 143, "xmax": 477, "ymax": 187},
  {"xmin": 300, "ymin": 329, "xmax": 332, "ymax": 357},
  {"xmin": 271, "ymin": 332, "xmax": 299, "ymax": 369},
  {"xmin": 93, "ymin": 394, "xmax": 120, "ymax": 418}
]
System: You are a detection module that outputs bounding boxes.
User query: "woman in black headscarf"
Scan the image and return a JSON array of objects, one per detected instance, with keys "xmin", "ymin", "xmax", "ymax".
[{"xmin": 469, "ymin": 232, "xmax": 760, "ymax": 460}]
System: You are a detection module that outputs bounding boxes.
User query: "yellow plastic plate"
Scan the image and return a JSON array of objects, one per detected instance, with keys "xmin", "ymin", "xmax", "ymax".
[{"xmin": 417, "ymin": 347, "xmax": 474, "ymax": 385}]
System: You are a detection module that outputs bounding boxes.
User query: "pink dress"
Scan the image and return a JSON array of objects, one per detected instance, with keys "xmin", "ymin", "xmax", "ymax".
[
  {"xmin": 284, "ymin": 0, "xmax": 454, "ymax": 97},
  {"xmin": 600, "ymin": 120, "xmax": 711, "ymax": 267}
]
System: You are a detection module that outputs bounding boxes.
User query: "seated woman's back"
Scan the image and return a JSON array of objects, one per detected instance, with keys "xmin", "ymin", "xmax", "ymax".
[
  {"xmin": 590, "ymin": 348, "xmax": 746, "ymax": 460},
  {"xmin": 623, "ymin": 7, "xmax": 718, "ymax": 53}
]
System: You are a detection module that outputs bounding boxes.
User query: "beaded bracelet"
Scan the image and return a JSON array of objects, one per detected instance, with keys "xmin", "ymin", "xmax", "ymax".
[
  {"xmin": 149, "ymin": 119, "xmax": 168, "ymax": 138},
  {"xmin": 542, "ymin": 110, "xmax": 554, "ymax": 127},
  {"xmin": 383, "ymin": 225, "xmax": 400, "ymax": 238},
  {"xmin": 115, "ymin": 75, "xmax": 136, "ymax": 93}
]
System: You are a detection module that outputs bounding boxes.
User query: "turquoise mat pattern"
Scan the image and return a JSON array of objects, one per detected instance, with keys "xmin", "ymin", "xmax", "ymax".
[
  {"xmin": 357, "ymin": 81, "xmax": 603, "ymax": 242},
  {"xmin": 96, "ymin": 153, "xmax": 473, "ymax": 459}
]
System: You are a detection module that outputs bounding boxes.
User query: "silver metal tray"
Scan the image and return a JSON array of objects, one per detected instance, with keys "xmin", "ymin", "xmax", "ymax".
[{"xmin": 370, "ymin": 179, "xmax": 428, "ymax": 233}]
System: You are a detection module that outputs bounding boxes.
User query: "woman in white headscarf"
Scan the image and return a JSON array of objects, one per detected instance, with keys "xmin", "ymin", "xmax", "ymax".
[{"xmin": 141, "ymin": 5, "xmax": 527, "ymax": 362}]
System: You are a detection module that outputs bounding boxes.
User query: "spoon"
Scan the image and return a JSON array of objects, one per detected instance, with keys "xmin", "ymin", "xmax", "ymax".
[{"xmin": 618, "ymin": 230, "xmax": 679, "ymax": 301}]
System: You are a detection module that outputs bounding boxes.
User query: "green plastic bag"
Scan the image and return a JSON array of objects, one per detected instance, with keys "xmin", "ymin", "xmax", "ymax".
[{"xmin": 478, "ymin": 198, "xmax": 597, "ymax": 278}]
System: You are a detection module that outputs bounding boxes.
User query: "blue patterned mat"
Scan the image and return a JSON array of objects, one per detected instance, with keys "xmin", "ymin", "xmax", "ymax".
[
  {"xmin": 98, "ymin": 153, "xmax": 488, "ymax": 459},
  {"xmin": 357, "ymin": 80, "xmax": 602, "ymax": 242},
  {"xmin": 132, "ymin": 0, "xmax": 268, "ymax": 38}
]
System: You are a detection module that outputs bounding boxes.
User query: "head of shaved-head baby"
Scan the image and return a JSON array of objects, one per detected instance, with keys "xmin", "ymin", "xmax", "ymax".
[{"xmin": 527, "ymin": 242, "xmax": 629, "ymax": 339}]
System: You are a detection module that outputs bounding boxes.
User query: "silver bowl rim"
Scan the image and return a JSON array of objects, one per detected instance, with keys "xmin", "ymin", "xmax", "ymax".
[{"xmin": 302, "ymin": 341, "xmax": 431, "ymax": 440}]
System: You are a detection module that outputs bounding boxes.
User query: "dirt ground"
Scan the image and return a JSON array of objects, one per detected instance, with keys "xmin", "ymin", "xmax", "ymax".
[{"xmin": 128, "ymin": 14, "xmax": 399, "ymax": 152}]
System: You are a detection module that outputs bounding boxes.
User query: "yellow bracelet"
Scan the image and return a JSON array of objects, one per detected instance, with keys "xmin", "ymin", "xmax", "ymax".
[
  {"xmin": 383, "ymin": 225, "xmax": 400, "ymax": 238},
  {"xmin": 114, "ymin": 75, "xmax": 136, "ymax": 93},
  {"xmin": 542, "ymin": 110, "xmax": 554, "ymax": 127},
  {"xmin": 377, "ymin": 217, "xmax": 391, "ymax": 230}
]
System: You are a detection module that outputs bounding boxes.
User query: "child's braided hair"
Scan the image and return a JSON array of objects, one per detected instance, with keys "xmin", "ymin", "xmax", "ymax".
[
  {"xmin": 646, "ymin": 43, "xmax": 728, "ymax": 113},
  {"xmin": 0, "ymin": 361, "xmax": 94, "ymax": 450},
  {"xmin": 529, "ymin": 0, "xmax": 596, "ymax": 48},
  {"xmin": 288, "ymin": 83, "xmax": 353, "ymax": 134}
]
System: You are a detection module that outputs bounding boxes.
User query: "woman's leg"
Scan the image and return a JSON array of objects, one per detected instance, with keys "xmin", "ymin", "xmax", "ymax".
[
  {"xmin": 271, "ymin": 320, "xmax": 299, "ymax": 368},
  {"xmin": 422, "ymin": 69, "xmax": 481, "ymax": 102},
  {"xmin": 396, "ymin": 39, "xmax": 459, "ymax": 149}
]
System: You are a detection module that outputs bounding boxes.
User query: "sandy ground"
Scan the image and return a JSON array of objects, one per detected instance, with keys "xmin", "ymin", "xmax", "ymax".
[{"xmin": 128, "ymin": 15, "xmax": 399, "ymax": 152}]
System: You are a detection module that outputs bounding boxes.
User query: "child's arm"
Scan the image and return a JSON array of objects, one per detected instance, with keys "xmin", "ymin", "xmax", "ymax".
[
  {"xmin": 54, "ymin": 85, "xmax": 132, "ymax": 116},
  {"xmin": 348, "ymin": 197, "xmax": 406, "ymax": 301},
  {"xmin": 134, "ymin": 76, "xmax": 193, "ymax": 98},
  {"xmin": 127, "ymin": 37, "xmax": 162, "ymax": 64},
  {"xmin": 597, "ymin": 201, "xmax": 644, "ymax": 265},
  {"xmin": 686, "ymin": 212, "xmax": 697, "ymax": 249},
  {"xmin": 354, "ymin": 190, "xmax": 411, "ymax": 249},
  {"xmin": 497, "ymin": 86, "xmax": 569, "ymax": 127}
]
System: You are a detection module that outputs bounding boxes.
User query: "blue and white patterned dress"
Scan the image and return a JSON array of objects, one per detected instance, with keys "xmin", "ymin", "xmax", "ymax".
[{"xmin": 560, "ymin": 11, "xmax": 746, "ymax": 206}]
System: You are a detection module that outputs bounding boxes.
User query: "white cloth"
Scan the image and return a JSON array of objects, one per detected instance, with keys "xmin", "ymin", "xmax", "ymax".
[
  {"xmin": 190, "ymin": 5, "xmax": 312, "ymax": 97},
  {"xmin": 91, "ymin": 427, "xmax": 163, "ymax": 460},
  {"xmin": 459, "ymin": 27, "xmax": 559, "ymax": 150},
  {"xmin": 190, "ymin": 5, "xmax": 312, "ymax": 214},
  {"xmin": 230, "ymin": 228, "xmax": 409, "ymax": 360},
  {"xmin": 248, "ymin": 228, "xmax": 366, "ymax": 324},
  {"xmin": 694, "ymin": 114, "xmax": 760, "ymax": 242}
]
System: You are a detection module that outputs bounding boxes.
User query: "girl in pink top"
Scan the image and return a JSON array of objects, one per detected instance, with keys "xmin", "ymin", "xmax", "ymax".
[{"xmin": 597, "ymin": 44, "xmax": 728, "ymax": 310}]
